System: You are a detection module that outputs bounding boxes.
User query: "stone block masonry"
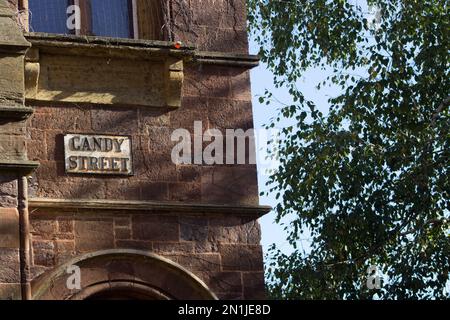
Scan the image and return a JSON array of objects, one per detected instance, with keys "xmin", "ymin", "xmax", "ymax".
[
  {"xmin": 1, "ymin": 0, "xmax": 268, "ymax": 300},
  {"xmin": 26, "ymin": 64, "xmax": 259, "ymax": 206},
  {"xmin": 29, "ymin": 211, "xmax": 265, "ymax": 299}
]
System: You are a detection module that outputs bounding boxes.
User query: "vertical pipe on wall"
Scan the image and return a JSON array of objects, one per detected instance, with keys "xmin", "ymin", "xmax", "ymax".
[{"xmin": 18, "ymin": 175, "xmax": 31, "ymax": 300}]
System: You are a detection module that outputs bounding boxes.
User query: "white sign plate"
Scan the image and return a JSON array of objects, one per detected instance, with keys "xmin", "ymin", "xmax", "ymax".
[{"xmin": 64, "ymin": 134, "xmax": 133, "ymax": 175}]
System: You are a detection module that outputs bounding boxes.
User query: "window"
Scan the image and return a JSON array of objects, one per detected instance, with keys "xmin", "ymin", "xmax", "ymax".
[
  {"xmin": 27, "ymin": 0, "xmax": 137, "ymax": 39},
  {"xmin": 28, "ymin": 0, "xmax": 69, "ymax": 34}
]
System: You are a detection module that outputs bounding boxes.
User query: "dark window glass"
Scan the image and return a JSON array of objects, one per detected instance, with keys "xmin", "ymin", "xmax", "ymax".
[
  {"xmin": 29, "ymin": 0, "xmax": 69, "ymax": 34},
  {"xmin": 91, "ymin": 0, "xmax": 132, "ymax": 38}
]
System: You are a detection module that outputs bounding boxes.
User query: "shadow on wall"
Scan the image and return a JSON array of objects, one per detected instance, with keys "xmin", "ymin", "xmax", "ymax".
[{"xmin": 26, "ymin": 64, "xmax": 258, "ymax": 206}]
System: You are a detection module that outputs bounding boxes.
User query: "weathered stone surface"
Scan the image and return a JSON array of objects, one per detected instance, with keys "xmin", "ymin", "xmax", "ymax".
[
  {"xmin": 114, "ymin": 217, "xmax": 131, "ymax": 228},
  {"xmin": 105, "ymin": 179, "xmax": 142, "ymax": 201},
  {"xmin": 0, "ymin": 208, "xmax": 19, "ymax": 248},
  {"xmin": 74, "ymin": 220, "xmax": 114, "ymax": 252},
  {"xmin": 180, "ymin": 216, "xmax": 208, "ymax": 242},
  {"xmin": 0, "ymin": 175, "xmax": 17, "ymax": 207},
  {"xmin": 31, "ymin": 105, "xmax": 91, "ymax": 132},
  {"xmin": 198, "ymin": 271, "xmax": 243, "ymax": 293},
  {"xmin": 230, "ymin": 69, "xmax": 252, "ymax": 101},
  {"xmin": 189, "ymin": 0, "xmax": 247, "ymax": 30},
  {"xmin": 0, "ymin": 0, "xmax": 29, "ymax": 50},
  {"xmin": 177, "ymin": 253, "xmax": 221, "ymax": 271},
  {"xmin": 179, "ymin": 216, "xmax": 218, "ymax": 252},
  {"xmin": 209, "ymin": 216, "xmax": 261, "ymax": 245},
  {"xmin": 152, "ymin": 241, "xmax": 195, "ymax": 254},
  {"xmin": 132, "ymin": 215, "xmax": 179, "ymax": 241},
  {"xmin": 201, "ymin": 166, "xmax": 259, "ymax": 205},
  {"xmin": 208, "ymin": 99, "xmax": 253, "ymax": 130},
  {"xmin": 115, "ymin": 240, "xmax": 152, "ymax": 251},
  {"xmin": 177, "ymin": 165, "xmax": 201, "ymax": 183},
  {"xmin": 0, "ymin": 55, "xmax": 25, "ymax": 106},
  {"xmin": 0, "ymin": 248, "xmax": 20, "ymax": 283},
  {"xmin": 219, "ymin": 244, "xmax": 264, "ymax": 271},
  {"xmin": 32, "ymin": 240, "xmax": 54, "ymax": 251},
  {"xmin": 172, "ymin": 0, "xmax": 249, "ymax": 54},
  {"xmin": 146, "ymin": 126, "xmax": 172, "ymax": 153},
  {"xmin": 139, "ymin": 181, "xmax": 169, "ymax": 200},
  {"xmin": 203, "ymin": 27, "xmax": 249, "ymax": 54},
  {"xmin": 0, "ymin": 283, "xmax": 21, "ymax": 300},
  {"xmin": 114, "ymin": 227, "xmax": 131, "ymax": 240},
  {"xmin": 138, "ymin": 108, "xmax": 171, "ymax": 131},
  {"xmin": 33, "ymin": 160, "xmax": 63, "ymax": 180},
  {"xmin": 34, "ymin": 179, "xmax": 106, "ymax": 199},
  {"xmin": 26, "ymin": 129, "xmax": 47, "ymax": 161},
  {"xmin": 57, "ymin": 219, "xmax": 74, "ymax": 234},
  {"xmin": 183, "ymin": 65, "xmax": 231, "ymax": 98},
  {"xmin": 168, "ymin": 182, "xmax": 202, "ymax": 202},
  {"xmin": 33, "ymin": 249, "xmax": 55, "ymax": 267},
  {"xmin": 30, "ymin": 265, "xmax": 49, "ymax": 280},
  {"xmin": 55, "ymin": 240, "xmax": 74, "ymax": 252},
  {"xmin": 26, "ymin": 52, "xmax": 174, "ymax": 108},
  {"xmin": 30, "ymin": 219, "xmax": 57, "ymax": 239},
  {"xmin": 0, "ymin": 134, "xmax": 26, "ymax": 160},
  {"xmin": 133, "ymin": 150, "xmax": 178, "ymax": 182},
  {"xmin": 170, "ymin": 97, "xmax": 209, "ymax": 130},
  {"xmin": 91, "ymin": 107, "xmax": 137, "ymax": 135}
]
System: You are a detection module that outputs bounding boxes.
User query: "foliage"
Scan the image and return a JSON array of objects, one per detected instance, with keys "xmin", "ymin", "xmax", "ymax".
[{"xmin": 248, "ymin": 0, "xmax": 449, "ymax": 299}]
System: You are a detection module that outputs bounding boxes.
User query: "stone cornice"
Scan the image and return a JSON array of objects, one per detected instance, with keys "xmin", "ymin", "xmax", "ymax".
[
  {"xmin": 193, "ymin": 51, "xmax": 260, "ymax": 68},
  {"xmin": 29, "ymin": 198, "xmax": 272, "ymax": 217},
  {"xmin": 0, "ymin": 160, "xmax": 39, "ymax": 175},
  {"xmin": 25, "ymin": 32, "xmax": 260, "ymax": 68},
  {"xmin": 24, "ymin": 32, "xmax": 195, "ymax": 60}
]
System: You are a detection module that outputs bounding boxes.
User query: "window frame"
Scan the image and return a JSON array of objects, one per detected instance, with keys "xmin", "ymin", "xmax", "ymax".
[{"xmin": 22, "ymin": 0, "xmax": 139, "ymax": 39}]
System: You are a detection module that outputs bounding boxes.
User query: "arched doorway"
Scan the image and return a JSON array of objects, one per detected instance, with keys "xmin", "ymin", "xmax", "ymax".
[
  {"xmin": 73, "ymin": 281, "xmax": 172, "ymax": 300},
  {"xmin": 31, "ymin": 249, "xmax": 217, "ymax": 300}
]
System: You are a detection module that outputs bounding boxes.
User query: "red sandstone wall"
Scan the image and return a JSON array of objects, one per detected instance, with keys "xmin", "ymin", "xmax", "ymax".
[
  {"xmin": 22, "ymin": 0, "xmax": 265, "ymax": 299},
  {"xmin": 26, "ymin": 65, "xmax": 258, "ymax": 206},
  {"xmin": 29, "ymin": 212, "xmax": 265, "ymax": 299},
  {"xmin": 173, "ymin": 0, "xmax": 249, "ymax": 53}
]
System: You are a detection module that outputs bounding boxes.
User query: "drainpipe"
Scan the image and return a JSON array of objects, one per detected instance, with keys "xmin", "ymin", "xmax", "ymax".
[{"xmin": 18, "ymin": 175, "xmax": 31, "ymax": 300}]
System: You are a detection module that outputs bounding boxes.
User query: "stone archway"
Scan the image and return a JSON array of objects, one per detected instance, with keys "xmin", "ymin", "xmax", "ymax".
[
  {"xmin": 72, "ymin": 281, "xmax": 172, "ymax": 300},
  {"xmin": 31, "ymin": 249, "xmax": 217, "ymax": 300}
]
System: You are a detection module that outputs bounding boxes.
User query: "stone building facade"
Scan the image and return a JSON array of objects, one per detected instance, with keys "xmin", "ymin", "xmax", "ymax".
[{"xmin": 0, "ymin": 0, "xmax": 269, "ymax": 300}]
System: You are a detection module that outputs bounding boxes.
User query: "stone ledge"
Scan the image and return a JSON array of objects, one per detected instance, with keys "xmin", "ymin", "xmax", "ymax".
[
  {"xmin": 29, "ymin": 198, "xmax": 271, "ymax": 217},
  {"xmin": 25, "ymin": 33, "xmax": 260, "ymax": 68},
  {"xmin": 0, "ymin": 105, "xmax": 34, "ymax": 120},
  {"xmin": 194, "ymin": 51, "xmax": 259, "ymax": 68},
  {"xmin": 0, "ymin": 160, "xmax": 39, "ymax": 174},
  {"xmin": 24, "ymin": 32, "xmax": 196, "ymax": 60}
]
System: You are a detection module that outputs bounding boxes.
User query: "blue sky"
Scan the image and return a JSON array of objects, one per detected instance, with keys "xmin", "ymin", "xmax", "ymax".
[{"xmin": 248, "ymin": 38, "xmax": 338, "ymax": 258}]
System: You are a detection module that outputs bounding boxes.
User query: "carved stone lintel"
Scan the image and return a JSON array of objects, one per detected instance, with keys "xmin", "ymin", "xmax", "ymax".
[{"xmin": 24, "ymin": 33, "xmax": 186, "ymax": 109}]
